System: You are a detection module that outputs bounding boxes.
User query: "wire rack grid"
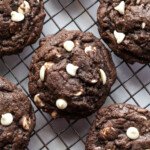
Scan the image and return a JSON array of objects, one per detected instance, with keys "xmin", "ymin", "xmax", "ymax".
[{"xmin": 0, "ymin": 0, "xmax": 150, "ymax": 150}]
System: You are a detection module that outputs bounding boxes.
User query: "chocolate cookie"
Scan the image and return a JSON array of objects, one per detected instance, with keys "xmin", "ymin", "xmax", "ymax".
[
  {"xmin": 28, "ymin": 30, "xmax": 116, "ymax": 119},
  {"xmin": 97, "ymin": 0, "xmax": 150, "ymax": 64},
  {"xmin": 0, "ymin": 76, "xmax": 35, "ymax": 150},
  {"xmin": 86, "ymin": 104, "xmax": 150, "ymax": 150},
  {"xmin": 0, "ymin": 0, "xmax": 45, "ymax": 56}
]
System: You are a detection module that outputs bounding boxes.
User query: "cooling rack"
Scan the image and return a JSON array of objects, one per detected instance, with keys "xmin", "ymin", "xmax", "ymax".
[{"xmin": 0, "ymin": 0, "xmax": 150, "ymax": 149}]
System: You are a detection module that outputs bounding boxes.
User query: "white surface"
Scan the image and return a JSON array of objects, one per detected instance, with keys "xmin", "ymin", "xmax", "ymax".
[{"xmin": 0, "ymin": 0, "xmax": 150, "ymax": 150}]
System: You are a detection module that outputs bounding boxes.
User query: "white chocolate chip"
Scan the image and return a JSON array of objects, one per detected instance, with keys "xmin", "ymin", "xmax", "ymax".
[
  {"xmin": 74, "ymin": 88, "xmax": 83, "ymax": 96},
  {"xmin": 136, "ymin": 0, "xmax": 141, "ymax": 4},
  {"xmin": 63, "ymin": 40, "xmax": 75, "ymax": 52},
  {"xmin": 114, "ymin": 30, "xmax": 125, "ymax": 44},
  {"xmin": 20, "ymin": 115, "xmax": 32, "ymax": 131},
  {"xmin": 93, "ymin": 147, "xmax": 101, "ymax": 150},
  {"xmin": 114, "ymin": 1, "xmax": 125, "ymax": 15},
  {"xmin": 142, "ymin": 22, "xmax": 146, "ymax": 29},
  {"xmin": 85, "ymin": 46, "xmax": 92, "ymax": 54},
  {"xmin": 34, "ymin": 94, "xmax": 45, "ymax": 107},
  {"xmin": 75, "ymin": 41, "xmax": 80, "ymax": 45},
  {"xmin": 126, "ymin": 127, "xmax": 140, "ymax": 140},
  {"xmin": 11, "ymin": 11, "xmax": 25, "ymax": 22},
  {"xmin": 84, "ymin": 46, "xmax": 96, "ymax": 54},
  {"xmin": 18, "ymin": 8, "xmax": 24, "ymax": 14},
  {"xmin": 44, "ymin": 62, "xmax": 54, "ymax": 69},
  {"xmin": 139, "ymin": 115, "xmax": 147, "ymax": 120},
  {"xmin": 40, "ymin": 65, "xmax": 46, "ymax": 81},
  {"xmin": 99, "ymin": 69, "xmax": 107, "ymax": 85},
  {"xmin": 18, "ymin": 1, "xmax": 30, "ymax": 14},
  {"xmin": 40, "ymin": 62, "xmax": 54, "ymax": 81},
  {"xmin": 56, "ymin": 52, "xmax": 61, "ymax": 58},
  {"xmin": 1, "ymin": 113, "xmax": 13, "ymax": 126},
  {"xmin": 93, "ymin": 47, "xmax": 97, "ymax": 51},
  {"xmin": 56, "ymin": 99, "xmax": 68, "ymax": 110},
  {"xmin": 74, "ymin": 91, "xmax": 83, "ymax": 96},
  {"xmin": 66, "ymin": 63, "xmax": 79, "ymax": 76},
  {"xmin": 91, "ymin": 79, "xmax": 98, "ymax": 84}
]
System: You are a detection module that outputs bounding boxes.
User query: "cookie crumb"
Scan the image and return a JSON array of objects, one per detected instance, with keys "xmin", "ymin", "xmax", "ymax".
[
  {"xmin": 51, "ymin": 111, "xmax": 58, "ymax": 119},
  {"xmin": 136, "ymin": 0, "xmax": 141, "ymax": 4}
]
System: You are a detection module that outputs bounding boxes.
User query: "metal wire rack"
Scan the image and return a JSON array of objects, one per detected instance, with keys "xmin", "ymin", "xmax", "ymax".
[{"xmin": 0, "ymin": 0, "xmax": 150, "ymax": 149}]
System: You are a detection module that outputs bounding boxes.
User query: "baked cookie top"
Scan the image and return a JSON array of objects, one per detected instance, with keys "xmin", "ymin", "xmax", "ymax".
[
  {"xmin": 97, "ymin": 0, "xmax": 150, "ymax": 64},
  {"xmin": 0, "ymin": 0, "xmax": 45, "ymax": 56},
  {"xmin": 86, "ymin": 104, "xmax": 150, "ymax": 150},
  {"xmin": 28, "ymin": 30, "xmax": 116, "ymax": 119},
  {"xmin": 0, "ymin": 76, "xmax": 35, "ymax": 150}
]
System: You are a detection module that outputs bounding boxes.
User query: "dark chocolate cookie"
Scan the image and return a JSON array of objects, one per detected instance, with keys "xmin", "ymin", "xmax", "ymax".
[
  {"xmin": 97, "ymin": 0, "xmax": 150, "ymax": 64},
  {"xmin": 28, "ymin": 30, "xmax": 116, "ymax": 119},
  {"xmin": 0, "ymin": 76, "xmax": 35, "ymax": 150},
  {"xmin": 0, "ymin": 0, "xmax": 45, "ymax": 56},
  {"xmin": 86, "ymin": 104, "xmax": 150, "ymax": 150}
]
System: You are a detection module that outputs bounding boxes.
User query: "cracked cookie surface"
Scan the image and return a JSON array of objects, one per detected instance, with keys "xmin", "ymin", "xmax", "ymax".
[
  {"xmin": 28, "ymin": 30, "xmax": 116, "ymax": 119},
  {"xmin": 0, "ymin": 76, "xmax": 35, "ymax": 150},
  {"xmin": 86, "ymin": 104, "xmax": 150, "ymax": 150},
  {"xmin": 97, "ymin": 0, "xmax": 150, "ymax": 64},
  {"xmin": 0, "ymin": 0, "xmax": 45, "ymax": 56}
]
